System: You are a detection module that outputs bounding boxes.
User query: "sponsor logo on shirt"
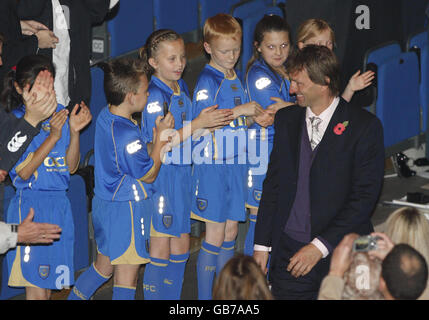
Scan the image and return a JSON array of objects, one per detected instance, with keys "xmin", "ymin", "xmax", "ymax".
[
  {"xmin": 196, "ymin": 89, "xmax": 209, "ymax": 101},
  {"xmin": 255, "ymin": 77, "xmax": 271, "ymax": 90},
  {"xmin": 126, "ymin": 140, "xmax": 142, "ymax": 154},
  {"xmin": 7, "ymin": 131, "xmax": 28, "ymax": 153},
  {"xmin": 147, "ymin": 101, "xmax": 162, "ymax": 114}
]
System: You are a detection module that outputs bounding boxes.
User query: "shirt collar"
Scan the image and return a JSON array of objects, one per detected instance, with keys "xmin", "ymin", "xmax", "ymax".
[
  {"xmin": 305, "ymin": 96, "xmax": 340, "ymax": 136},
  {"xmin": 306, "ymin": 96, "xmax": 340, "ymax": 124}
]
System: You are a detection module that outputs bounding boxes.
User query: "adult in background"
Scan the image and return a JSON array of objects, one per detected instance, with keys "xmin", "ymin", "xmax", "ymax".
[
  {"xmin": 0, "ymin": 0, "xmax": 58, "ymax": 93},
  {"xmin": 17, "ymin": 0, "xmax": 119, "ymax": 110},
  {"xmin": 318, "ymin": 233, "xmax": 428, "ymax": 300},
  {"xmin": 253, "ymin": 45, "xmax": 385, "ymax": 299}
]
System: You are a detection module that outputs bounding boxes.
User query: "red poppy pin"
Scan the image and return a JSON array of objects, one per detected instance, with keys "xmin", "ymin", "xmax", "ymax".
[{"xmin": 334, "ymin": 121, "xmax": 349, "ymax": 135}]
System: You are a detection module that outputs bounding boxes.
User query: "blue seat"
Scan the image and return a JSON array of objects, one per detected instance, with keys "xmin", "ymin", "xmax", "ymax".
[
  {"xmin": 362, "ymin": 42, "xmax": 403, "ymax": 113},
  {"xmin": 107, "ymin": 0, "xmax": 153, "ymax": 57},
  {"xmin": 0, "ymin": 185, "xmax": 25, "ymax": 300},
  {"xmin": 80, "ymin": 66, "xmax": 106, "ymax": 167},
  {"xmin": 66, "ymin": 174, "xmax": 90, "ymax": 272},
  {"xmin": 376, "ymin": 52, "xmax": 420, "ymax": 148},
  {"xmin": 407, "ymin": 30, "xmax": 429, "ymax": 131},
  {"xmin": 364, "ymin": 41, "xmax": 402, "ymax": 68},
  {"xmin": 153, "ymin": 0, "xmax": 199, "ymax": 35},
  {"xmin": 239, "ymin": 6, "xmax": 284, "ymax": 80},
  {"xmin": 199, "ymin": 0, "xmax": 241, "ymax": 28}
]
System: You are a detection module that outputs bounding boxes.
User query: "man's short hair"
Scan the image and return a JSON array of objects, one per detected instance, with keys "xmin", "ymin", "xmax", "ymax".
[
  {"xmin": 102, "ymin": 58, "xmax": 147, "ymax": 106},
  {"xmin": 203, "ymin": 13, "xmax": 242, "ymax": 43},
  {"xmin": 382, "ymin": 243, "xmax": 428, "ymax": 300},
  {"xmin": 286, "ymin": 44, "xmax": 340, "ymax": 97}
]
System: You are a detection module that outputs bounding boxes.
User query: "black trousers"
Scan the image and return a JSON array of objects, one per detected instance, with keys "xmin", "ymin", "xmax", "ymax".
[{"xmin": 269, "ymin": 232, "xmax": 331, "ymax": 300}]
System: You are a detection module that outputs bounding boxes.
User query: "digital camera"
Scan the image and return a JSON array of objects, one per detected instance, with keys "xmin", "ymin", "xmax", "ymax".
[{"xmin": 352, "ymin": 235, "xmax": 381, "ymax": 252}]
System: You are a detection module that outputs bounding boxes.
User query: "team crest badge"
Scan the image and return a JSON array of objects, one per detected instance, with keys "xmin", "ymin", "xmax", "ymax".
[
  {"xmin": 178, "ymin": 99, "xmax": 184, "ymax": 106},
  {"xmin": 231, "ymin": 84, "xmax": 238, "ymax": 91},
  {"xmin": 253, "ymin": 190, "xmax": 262, "ymax": 202},
  {"xmin": 38, "ymin": 265, "xmax": 50, "ymax": 279},
  {"xmin": 42, "ymin": 123, "xmax": 51, "ymax": 132},
  {"xmin": 197, "ymin": 198, "xmax": 208, "ymax": 212},
  {"xmin": 162, "ymin": 214, "xmax": 173, "ymax": 229}
]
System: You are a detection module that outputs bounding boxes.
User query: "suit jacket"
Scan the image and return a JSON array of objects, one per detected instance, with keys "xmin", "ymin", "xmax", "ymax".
[
  {"xmin": 0, "ymin": 0, "xmax": 39, "ymax": 93},
  {"xmin": 17, "ymin": 0, "xmax": 111, "ymax": 110},
  {"xmin": 254, "ymin": 98, "xmax": 385, "ymax": 266}
]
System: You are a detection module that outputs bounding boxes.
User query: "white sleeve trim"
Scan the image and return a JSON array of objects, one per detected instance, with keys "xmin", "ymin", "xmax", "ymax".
[
  {"xmin": 0, "ymin": 222, "xmax": 18, "ymax": 254},
  {"xmin": 312, "ymin": 238, "xmax": 329, "ymax": 258},
  {"xmin": 254, "ymin": 244, "xmax": 272, "ymax": 252}
]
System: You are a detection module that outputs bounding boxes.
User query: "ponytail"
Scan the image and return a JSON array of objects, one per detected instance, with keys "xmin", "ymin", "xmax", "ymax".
[
  {"xmin": 0, "ymin": 54, "xmax": 55, "ymax": 112},
  {"xmin": 0, "ymin": 69, "xmax": 22, "ymax": 112}
]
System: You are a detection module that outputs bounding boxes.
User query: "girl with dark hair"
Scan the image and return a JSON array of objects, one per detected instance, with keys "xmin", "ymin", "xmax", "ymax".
[
  {"xmin": 244, "ymin": 15, "xmax": 295, "ymax": 256},
  {"xmin": 3, "ymin": 54, "xmax": 91, "ymax": 300}
]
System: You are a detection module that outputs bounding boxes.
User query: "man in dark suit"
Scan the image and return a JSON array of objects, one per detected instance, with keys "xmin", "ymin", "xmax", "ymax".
[{"xmin": 253, "ymin": 45, "xmax": 385, "ymax": 300}]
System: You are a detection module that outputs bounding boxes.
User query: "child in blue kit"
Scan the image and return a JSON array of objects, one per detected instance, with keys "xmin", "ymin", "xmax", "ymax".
[
  {"xmin": 139, "ymin": 29, "xmax": 234, "ymax": 300},
  {"xmin": 191, "ymin": 13, "xmax": 266, "ymax": 300},
  {"xmin": 67, "ymin": 58, "xmax": 174, "ymax": 300},
  {"xmin": 3, "ymin": 54, "xmax": 92, "ymax": 300},
  {"xmin": 244, "ymin": 15, "xmax": 295, "ymax": 256}
]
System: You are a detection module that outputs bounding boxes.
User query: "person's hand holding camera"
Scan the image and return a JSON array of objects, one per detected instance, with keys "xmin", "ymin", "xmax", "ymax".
[
  {"xmin": 368, "ymin": 232, "xmax": 395, "ymax": 261},
  {"xmin": 329, "ymin": 233, "xmax": 360, "ymax": 278}
]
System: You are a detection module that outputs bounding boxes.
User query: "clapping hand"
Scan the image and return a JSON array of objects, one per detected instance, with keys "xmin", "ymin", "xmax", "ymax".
[{"xmin": 69, "ymin": 102, "xmax": 92, "ymax": 133}]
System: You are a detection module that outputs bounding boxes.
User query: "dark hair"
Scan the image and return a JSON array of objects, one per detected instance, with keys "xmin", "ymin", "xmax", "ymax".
[
  {"xmin": 0, "ymin": 54, "xmax": 55, "ymax": 112},
  {"xmin": 101, "ymin": 58, "xmax": 147, "ymax": 106},
  {"xmin": 138, "ymin": 29, "xmax": 183, "ymax": 77},
  {"xmin": 382, "ymin": 244, "xmax": 428, "ymax": 300},
  {"xmin": 0, "ymin": 32, "xmax": 4, "ymax": 44},
  {"xmin": 246, "ymin": 14, "xmax": 292, "ymax": 75},
  {"xmin": 286, "ymin": 44, "xmax": 340, "ymax": 96},
  {"xmin": 212, "ymin": 254, "xmax": 273, "ymax": 300}
]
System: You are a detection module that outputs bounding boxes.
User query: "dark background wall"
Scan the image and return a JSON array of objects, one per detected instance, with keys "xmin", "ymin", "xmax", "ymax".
[{"xmin": 283, "ymin": 0, "xmax": 429, "ymax": 93}]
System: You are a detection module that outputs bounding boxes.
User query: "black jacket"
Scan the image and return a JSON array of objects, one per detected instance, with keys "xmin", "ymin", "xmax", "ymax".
[
  {"xmin": 0, "ymin": 108, "xmax": 39, "ymax": 171},
  {"xmin": 0, "ymin": 0, "xmax": 39, "ymax": 93},
  {"xmin": 18, "ymin": 0, "xmax": 110, "ymax": 110}
]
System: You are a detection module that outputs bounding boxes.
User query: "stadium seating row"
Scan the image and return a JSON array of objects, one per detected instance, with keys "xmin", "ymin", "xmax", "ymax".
[{"xmin": 363, "ymin": 29, "xmax": 429, "ymax": 148}]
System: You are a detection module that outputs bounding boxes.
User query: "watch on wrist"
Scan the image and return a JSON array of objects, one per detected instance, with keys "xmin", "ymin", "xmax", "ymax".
[{"xmin": 10, "ymin": 224, "xmax": 18, "ymax": 234}]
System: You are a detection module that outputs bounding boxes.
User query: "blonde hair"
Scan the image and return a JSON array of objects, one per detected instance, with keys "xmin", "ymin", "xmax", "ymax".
[
  {"xmin": 342, "ymin": 252, "xmax": 384, "ymax": 300},
  {"xmin": 385, "ymin": 207, "xmax": 429, "ymax": 265},
  {"xmin": 212, "ymin": 254, "xmax": 273, "ymax": 300},
  {"xmin": 296, "ymin": 18, "xmax": 335, "ymax": 47},
  {"xmin": 203, "ymin": 13, "xmax": 242, "ymax": 44}
]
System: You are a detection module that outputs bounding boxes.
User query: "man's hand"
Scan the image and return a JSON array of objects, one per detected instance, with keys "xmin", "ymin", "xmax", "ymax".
[
  {"xmin": 328, "ymin": 233, "xmax": 359, "ymax": 278},
  {"xmin": 20, "ymin": 20, "xmax": 48, "ymax": 36},
  {"xmin": 287, "ymin": 243, "xmax": 323, "ymax": 278},
  {"xmin": 253, "ymin": 109, "xmax": 276, "ymax": 127},
  {"xmin": 35, "ymin": 30, "xmax": 59, "ymax": 49},
  {"xmin": 253, "ymin": 250, "xmax": 269, "ymax": 275},
  {"xmin": 17, "ymin": 208, "xmax": 62, "ymax": 244}
]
